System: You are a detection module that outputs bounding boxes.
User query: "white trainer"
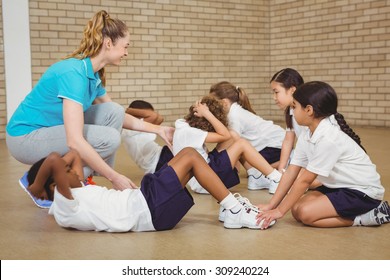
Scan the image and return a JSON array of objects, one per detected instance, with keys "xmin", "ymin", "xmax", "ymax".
[
  {"xmin": 219, "ymin": 193, "xmax": 251, "ymax": 222},
  {"xmin": 268, "ymin": 180, "xmax": 280, "ymax": 194},
  {"xmin": 247, "ymin": 174, "xmax": 270, "ymax": 190},
  {"xmin": 224, "ymin": 203, "xmax": 276, "ymax": 229}
]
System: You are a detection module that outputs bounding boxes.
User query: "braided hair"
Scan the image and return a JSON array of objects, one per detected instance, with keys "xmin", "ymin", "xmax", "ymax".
[{"xmin": 293, "ymin": 81, "xmax": 366, "ymax": 152}]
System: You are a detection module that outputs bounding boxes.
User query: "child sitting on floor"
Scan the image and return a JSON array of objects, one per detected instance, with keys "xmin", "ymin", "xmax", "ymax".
[
  {"xmin": 173, "ymin": 95, "xmax": 282, "ymax": 196},
  {"xmin": 122, "ymin": 100, "xmax": 173, "ymax": 174}
]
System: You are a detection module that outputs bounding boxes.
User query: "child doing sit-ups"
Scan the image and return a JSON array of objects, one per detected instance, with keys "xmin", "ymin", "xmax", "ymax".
[
  {"xmin": 122, "ymin": 100, "xmax": 173, "ymax": 174},
  {"xmin": 173, "ymin": 95, "xmax": 282, "ymax": 197},
  {"xmin": 26, "ymin": 149, "xmax": 273, "ymax": 231}
]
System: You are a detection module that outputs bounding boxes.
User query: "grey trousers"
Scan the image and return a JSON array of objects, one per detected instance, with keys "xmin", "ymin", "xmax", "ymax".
[{"xmin": 6, "ymin": 102, "xmax": 125, "ymax": 177}]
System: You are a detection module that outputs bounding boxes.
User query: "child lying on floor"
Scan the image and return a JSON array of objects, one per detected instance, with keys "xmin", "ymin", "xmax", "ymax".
[{"xmin": 26, "ymin": 148, "xmax": 274, "ymax": 232}]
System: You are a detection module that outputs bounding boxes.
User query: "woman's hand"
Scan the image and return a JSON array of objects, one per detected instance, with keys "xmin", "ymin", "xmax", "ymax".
[
  {"xmin": 111, "ymin": 173, "xmax": 138, "ymax": 190},
  {"xmin": 256, "ymin": 208, "xmax": 283, "ymax": 229}
]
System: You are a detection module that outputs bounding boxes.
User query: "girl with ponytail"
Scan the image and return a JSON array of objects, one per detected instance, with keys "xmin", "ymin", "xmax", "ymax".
[
  {"xmin": 257, "ymin": 81, "xmax": 389, "ymax": 229},
  {"xmin": 7, "ymin": 11, "xmax": 174, "ymax": 205},
  {"xmin": 210, "ymin": 81, "xmax": 285, "ymax": 194}
]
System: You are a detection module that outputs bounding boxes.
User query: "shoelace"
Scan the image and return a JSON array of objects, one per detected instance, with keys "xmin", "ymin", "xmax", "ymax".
[{"xmin": 233, "ymin": 193, "xmax": 260, "ymax": 214}]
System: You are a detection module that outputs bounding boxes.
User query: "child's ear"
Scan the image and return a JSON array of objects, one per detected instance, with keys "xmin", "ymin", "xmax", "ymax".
[
  {"xmin": 288, "ymin": 86, "xmax": 297, "ymax": 95},
  {"xmin": 305, "ymin": 105, "xmax": 314, "ymax": 116}
]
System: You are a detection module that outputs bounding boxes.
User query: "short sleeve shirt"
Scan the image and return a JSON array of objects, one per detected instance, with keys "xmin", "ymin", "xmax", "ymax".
[
  {"xmin": 291, "ymin": 115, "xmax": 384, "ymax": 200},
  {"xmin": 228, "ymin": 102, "xmax": 285, "ymax": 151},
  {"xmin": 6, "ymin": 58, "xmax": 106, "ymax": 136},
  {"xmin": 172, "ymin": 119, "xmax": 209, "ymax": 162}
]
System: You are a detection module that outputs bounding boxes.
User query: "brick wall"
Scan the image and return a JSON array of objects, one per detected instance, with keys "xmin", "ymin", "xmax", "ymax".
[
  {"xmin": 0, "ymin": 0, "xmax": 389, "ymax": 139},
  {"xmin": 269, "ymin": 0, "xmax": 390, "ymax": 126}
]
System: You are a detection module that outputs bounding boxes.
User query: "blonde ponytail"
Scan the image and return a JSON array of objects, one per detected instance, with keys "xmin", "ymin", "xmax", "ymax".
[{"xmin": 66, "ymin": 10, "xmax": 128, "ymax": 86}]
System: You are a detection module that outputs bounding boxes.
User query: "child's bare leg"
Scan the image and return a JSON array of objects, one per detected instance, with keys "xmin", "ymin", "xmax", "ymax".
[
  {"xmin": 292, "ymin": 191, "xmax": 353, "ymax": 227},
  {"xmin": 226, "ymin": 138, "xmax": 274, "ymax": 175},
  {"xmin": 168, "ymin": 148, "xmax": 229, "ymax": 202},
  {"xmin": 215, "ymin": 129, "xmax": 240, "ymax": 152}
]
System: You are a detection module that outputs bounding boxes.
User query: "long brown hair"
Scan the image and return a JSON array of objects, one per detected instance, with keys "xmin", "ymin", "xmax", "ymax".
[
  {"xmin": 184, "ymin": 96, "xmax": 228, "ymax": 132},
  {"xmin": 209, "ymin": 81, "xmax": 256, "ymax": 114},
  {"xmin": 66, "ymin": 10, "xmax": 128, "ymax": 86}
]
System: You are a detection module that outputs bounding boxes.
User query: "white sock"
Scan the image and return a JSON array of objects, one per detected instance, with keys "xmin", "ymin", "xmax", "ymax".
[
  {"xmin": 247, "ymin": 167, "xmax": 263, "ymax": 177},
  {"xmin": 359, "ymin": 210, "xmax": 381, "ymax": 226},
  {"xmin": 267, "ymin": 169, "xmax": 282, "ymax": 182},
  {"xmin": 220, "ymin": 193, "xmax": 241, "ymax": 212},
  {"xmin": 352, "ymin": 216, "xmax": 362, "ymax": 226}
]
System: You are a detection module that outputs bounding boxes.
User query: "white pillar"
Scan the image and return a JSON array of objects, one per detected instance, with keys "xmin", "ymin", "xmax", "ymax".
[{"xmin": 2, "ymin": 0, "xmax": 32, "ymax": 121}]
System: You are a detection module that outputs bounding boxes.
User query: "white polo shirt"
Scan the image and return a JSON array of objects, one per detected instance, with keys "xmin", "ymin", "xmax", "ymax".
[
  {"xmin": 49, "ymin": 184, "xmax": 155, "ymax": 232},
  {"xmin": 173, "ymin": 119, "xmax": 209, "ymax": 162},
  {"xmin": 122, "ymin": 129, "xmax": 162, "ymax": 174},
  {"xmin": 291, "ymin": 115, "xmax": 384, "ymax": 200},
  {"xmin": 228, "ymin": 102, "xmax": 285, "ymax": 151}
]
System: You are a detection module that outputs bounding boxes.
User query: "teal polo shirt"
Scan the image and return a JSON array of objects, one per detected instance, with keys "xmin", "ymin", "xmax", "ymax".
[{"xmin": 6, "ymin": 57, "xmax": 106, "ymax": 136}]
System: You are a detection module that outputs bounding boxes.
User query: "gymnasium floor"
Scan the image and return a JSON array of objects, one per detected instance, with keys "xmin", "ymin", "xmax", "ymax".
[{"xmin": 0, "ymin": 126, "xmax": 389, "ymax": 260}]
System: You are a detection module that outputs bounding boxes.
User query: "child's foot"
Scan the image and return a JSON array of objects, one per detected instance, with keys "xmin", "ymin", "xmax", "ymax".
[
  {"xmin": 268, "ymin": 180, "xmax": 280, "ymax": 194},
  {"xmin": 219, "ymin": 193, "xmax": 250, "ymax": 222},
  {"xmin": 374, "ymin": 201, "xmax": 390, "ymax": 224},
  {"xmin": 247, "ymin": 174, "xmax": 270, "ymax": 190},
  {"xmin": 19, "ymin": 172, "xmax": 52, "ymax": 209},
  {"xmin": 359, "ymin": 201, "xmax": 390, "ymax": 226},
  {"xmin": 223, "ymin": 202, "xmax": 275, "ymax": 229}
]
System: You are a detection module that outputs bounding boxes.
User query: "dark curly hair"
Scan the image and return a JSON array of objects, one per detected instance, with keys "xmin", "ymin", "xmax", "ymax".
[{"xmin": 184, "ymin": 96, "xmax": 228, "ymax": 132}]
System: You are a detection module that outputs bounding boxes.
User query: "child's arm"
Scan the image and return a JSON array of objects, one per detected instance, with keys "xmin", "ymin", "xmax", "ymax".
[
  {"xmin": 278, "ymin": 131, "xmax": 295, "ymax": 172},
  {"xmin": 257, "ymin": 166, "xmax": 317, "ymax": 228},
  {"xmin": 126, "ymin": 108, "xmax": 164, "ymax": 125},
  {"xmin": 193, "ymin": 101, "xmax": 230, "ymax": 143},
  {"xmin": 50, "ymin": 156, "xmax": 77, "ymax": 200},
  {"xmin": 62, "ymin": 149, "xmax": 84, "ymax": 181},
  {"xmin": 27, "ymin": 152, "xmax": 64, "ymax": 199}
]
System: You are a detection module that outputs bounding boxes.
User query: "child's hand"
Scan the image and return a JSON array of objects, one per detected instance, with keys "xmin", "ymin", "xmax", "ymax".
[
  {"xmin": 256, "ymin": 203, "xmax": 273, "ymax": 211},
  {"xmin": 256, "ymin": 208, "xmax": 283, "ymax": 229},
  {"xmin": 193, "ymin": 100, "xmax": 210, "ymax": 118}
]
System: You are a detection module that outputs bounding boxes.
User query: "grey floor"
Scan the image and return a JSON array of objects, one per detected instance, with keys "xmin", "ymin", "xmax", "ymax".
[{"xmin": 0, "ymin": 126, "xmax": 389, "ymax": 260}]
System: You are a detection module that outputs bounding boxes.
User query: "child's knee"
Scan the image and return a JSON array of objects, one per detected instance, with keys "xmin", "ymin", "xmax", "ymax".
[{"xmin": 291, "ymin": 203, "xmax": 314, "ymax": 225}]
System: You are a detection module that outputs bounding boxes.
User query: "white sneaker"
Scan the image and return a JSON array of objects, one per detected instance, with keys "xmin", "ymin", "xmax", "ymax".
[
  {"xmin": 224, "ymin": 203, "xmax": 276, "ymax": 229},
  {"xmin": 374, "ymin": 201, "xmax": 390, "ymax": 224},
  {"xmin": 357, "ymin": 201, "xmax": 390, "ymax": 226},
  {"xmin": 268, "ymin": 180, "xmax": 280, "ymax": 194},
  {"xmin": 219, "ymin": 193, "xmax": 251, "ymax": 222},
  {"xmin": 247, "ymin": 174, "xmax": 270, "ymax": 190}
]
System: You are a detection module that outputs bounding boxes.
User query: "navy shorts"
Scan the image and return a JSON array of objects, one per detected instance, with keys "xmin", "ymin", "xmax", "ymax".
[
  {"xmin": 140, "ymin": 164, "xmax": 194, "ymax": 231},
  {"xmin": 259, "ymin": 147, "xmax": 281, "ymax": 164},
  {"xmin": 155, "ymin": 145, "xmax": 174, "ymax": 172},
  {"xmin": 208, "ymin": 149, "xmax": 240, "ymax": 189},
  {"xmin": 316, "ymin": 186, "xmax": 381, "ymax": 220}
]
